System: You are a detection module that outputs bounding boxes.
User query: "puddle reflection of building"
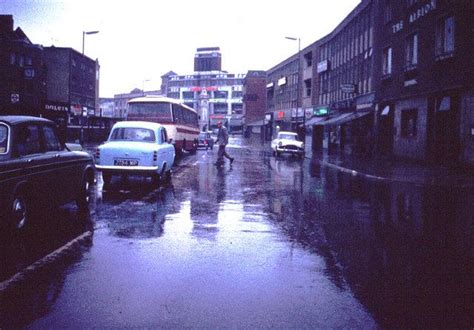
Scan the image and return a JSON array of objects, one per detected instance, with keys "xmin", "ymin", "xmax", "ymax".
[{"xmin": 317, "ymin": 167, "xmax": 474, "ymax": 328}]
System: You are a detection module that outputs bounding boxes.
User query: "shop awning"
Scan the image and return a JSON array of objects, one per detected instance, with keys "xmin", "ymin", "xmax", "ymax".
[
  {"xmin": 305, "ymin": 116, "xmax": 327, "ymax": 126},
  {"xmin": 315, "ymin": 111, "xmax": 371, "ymax": 126}
]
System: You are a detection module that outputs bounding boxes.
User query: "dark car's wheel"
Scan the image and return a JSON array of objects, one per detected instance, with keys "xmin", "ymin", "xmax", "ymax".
[
  {"xmin": 102, "ymin": 173, "xmax": 112, "ymax": 190},
  {"xmin": 11, "ymin": 191, "xmax": 28, "ymax": 230},
  {"xmin": 151, "ymin": 172, "xmax": 160, "ymax": 186},
  {"xmin": 77, "ymin": 175, "xmax": 93, "ymax": 211}
]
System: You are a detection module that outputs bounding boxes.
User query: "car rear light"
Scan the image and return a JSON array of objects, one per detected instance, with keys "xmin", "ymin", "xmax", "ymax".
[
  {"xmin": 205, "ymin": 140, "xmax": 208, "ymax": 145},
  {"xmin": 153, "ymin": 151, "xmax": 158, "ymax": 161}
]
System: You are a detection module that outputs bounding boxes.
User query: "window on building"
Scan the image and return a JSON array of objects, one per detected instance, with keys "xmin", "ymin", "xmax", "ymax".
[
  {"xmin": 232, "ymin": 91, "xmax": 243, "ymax": 98},
  {"xmin": 304, "ymin": 52, "xmax": 312, "ymax": 67},
  {"xmin": 214, "ymin": 90, "xmax": 228, "ymax": 99},
  {"xmin": 182, "ymin": 91, "xmax": 194, "ymax": 99},
  {"xmin": 405, "ymin": 33, "xmax": 418, "ymax": 70},
  {"xmin": 304, "ymin": 79, "xmax": 312, "ymax": 97},
  {"xmin": 382, "ymin": 47, "xmax": 393, "ymax": 76},
  {"xmin": 436, "ymin": 16, "xmax": 455, "ymax": 58},
  {"xmin": 401, "ymin": 109, "xmax": 418, "ymax": 138}
]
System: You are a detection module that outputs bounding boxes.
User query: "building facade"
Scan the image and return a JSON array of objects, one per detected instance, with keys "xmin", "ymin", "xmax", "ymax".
[
  {"xmin": 373, "ymin": 0, "xmax": 474, "ymax": 165},
  {"xmin": 0, "ymin": 15, "xmax": 46, "ymax": 116},
  {"xmin": 43, "ymin": 47, "xmax": 99, "ymax": 125},
  {"xmin": 312, "ymin": 0, "xmax": 375, "ymax": 156},
  {"xmin": 242, "ymin": 70, "xmax": 267, "ymax": 137},
  {"xmin": 162, "ymin": 47, "xmax": 245, "ymax": 133}
]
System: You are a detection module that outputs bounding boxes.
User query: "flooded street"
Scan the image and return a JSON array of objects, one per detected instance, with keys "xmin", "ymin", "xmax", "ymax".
[{"xmin": 1, "ymin": 136, "xmax": 472, "ymax": 328}]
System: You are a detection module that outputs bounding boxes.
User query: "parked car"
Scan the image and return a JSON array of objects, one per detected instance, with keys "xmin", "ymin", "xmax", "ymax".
[
  {"xmin": 0, "ymin": 116, "xmax": 95, "ymax": 232},
  {"xmin": 95, "ymin": 121, "xmax": 175, "ymax": 189},
  {"xmin": 271, "ymin": 131, "xmax": 305, "ymax": 158},
  {"xmin": 197, "ymin": 131, "xmax": 214, "ymax": 150}
]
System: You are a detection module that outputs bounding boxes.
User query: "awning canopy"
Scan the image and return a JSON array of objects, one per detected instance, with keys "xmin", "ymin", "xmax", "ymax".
[
  {"xmin": 305, "ymin": 116, "xmax": 327, "ymax": 126},
  {"xmin": 315, "ymin": 111, "xmax": 371, "ymax": 126}
]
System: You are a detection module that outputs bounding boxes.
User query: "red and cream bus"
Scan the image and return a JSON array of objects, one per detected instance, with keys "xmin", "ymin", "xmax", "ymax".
[{"xmin": 126, "ymin": 96, "xmax": 199, "ymax": 155}]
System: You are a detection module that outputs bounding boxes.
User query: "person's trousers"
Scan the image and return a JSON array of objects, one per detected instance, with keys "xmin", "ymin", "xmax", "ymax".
[{"xmin": 217, "ymin": 145, "xmax": 232, "ymax": 162}]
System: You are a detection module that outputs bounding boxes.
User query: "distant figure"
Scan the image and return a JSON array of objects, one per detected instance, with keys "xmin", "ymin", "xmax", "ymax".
[{"xmin": 214, "ymin": 121, "xmax": 234, "ymax": 166}]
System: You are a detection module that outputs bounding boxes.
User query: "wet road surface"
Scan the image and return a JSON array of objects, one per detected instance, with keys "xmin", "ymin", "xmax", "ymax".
[{"xmin": 1, "ymin": 136, "xmax": 472, "ymax": 328}]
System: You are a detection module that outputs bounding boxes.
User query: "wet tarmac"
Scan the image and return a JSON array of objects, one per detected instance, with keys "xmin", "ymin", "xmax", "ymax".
[{"xmin": 1, "ymin": 135, "xmax": 472, "ymax": 328}]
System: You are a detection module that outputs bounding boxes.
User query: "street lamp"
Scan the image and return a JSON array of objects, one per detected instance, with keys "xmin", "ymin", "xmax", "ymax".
[
  {"xmin": 82, "ymin": 30, "xmax": 99, "ymax": 54},
  {"xmin": 285, "ymin": 36, "xmax": 304, "ymax": 140},
  {"xmin": 142, "ymin": 79, "xmax": 150, "ymax": 96}
]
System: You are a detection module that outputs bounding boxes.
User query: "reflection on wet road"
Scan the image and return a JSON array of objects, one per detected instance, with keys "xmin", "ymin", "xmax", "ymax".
[{"xmin": 1, "ymin": 136, "xmax": 472, "ymax": 328}]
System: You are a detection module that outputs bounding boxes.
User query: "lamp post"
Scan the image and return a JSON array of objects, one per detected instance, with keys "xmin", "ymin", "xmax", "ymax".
[
  {"xmin": 142, "ymin": 79, "xmax": 150, "ymax": 96},
  {"xmin": 285, "ymin": 36, "xmax": 304, "ymax": 140},
  {"xmin": 82, "ymin": 30, "xmax": 99, "ymax": 54}
]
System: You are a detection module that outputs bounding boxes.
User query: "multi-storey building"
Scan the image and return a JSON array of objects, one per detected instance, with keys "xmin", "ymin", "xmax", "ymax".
[
  {"xmin": 242, "ymin": 70, "xmax": 267, "ymax": 137},
  {"xmin": 161, "ymin": 47, "xmax": 245, "ymax": 133},
  {"xmin": 0, "ymin": 15, "xmax": 46, "ymax": 116},
  {"xmin": 373, "ymin": 0, "xmax": 474, "ymax": 165},
  {"xmin": 266, "ymin": 53, "xmax": 300, "ymax": 136},
  {"xmin": 42, "ymin": 47, "xmax": 99, "ymax": 125},
  {"xmin": 312, "ymin": 0, "xmax": 375, "ymax": 155}
]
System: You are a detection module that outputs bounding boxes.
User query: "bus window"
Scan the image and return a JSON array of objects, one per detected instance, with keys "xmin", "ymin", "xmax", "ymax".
[
  {"xmin": 127, "ymin": 102, "xmax": 172, "ymax": 123},
  {"xmin": 172, "ymin": 104, "xmax": 184, "ymax": 124}
]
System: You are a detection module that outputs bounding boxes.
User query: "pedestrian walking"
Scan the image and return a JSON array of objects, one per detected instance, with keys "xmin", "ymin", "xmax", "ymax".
[{"xmin": 214, "ymin": 121, "xmax": 234, "ymax": 166}]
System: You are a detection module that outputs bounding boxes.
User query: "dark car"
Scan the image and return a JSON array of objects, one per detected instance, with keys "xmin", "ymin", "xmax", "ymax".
[
  {"xmin": 0, "ymin": 116, "xmax": 95, "ymax": 233},
  {"xmin": 197, "ymin": 131, "xmax": 214, "ymax": 150}
]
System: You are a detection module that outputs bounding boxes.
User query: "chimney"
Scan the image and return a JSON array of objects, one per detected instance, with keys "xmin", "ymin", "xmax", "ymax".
[{"xmin": 0, "ymin": 15, "xmax": 14, "ymax": 33}]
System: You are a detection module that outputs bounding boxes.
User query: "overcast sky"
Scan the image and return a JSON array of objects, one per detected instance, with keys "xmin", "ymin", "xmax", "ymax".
[{"xmin": 3, "ymin": 0, "xmax": 361, "ymax": 97}]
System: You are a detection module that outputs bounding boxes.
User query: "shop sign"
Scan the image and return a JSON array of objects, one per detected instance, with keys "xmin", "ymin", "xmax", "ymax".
[
  {"xmin": 277, "ymin": 111, "xmax": 284, "ymax": 119},
  {"xmin": 313, "ymin": 108, "xmax": 329, "ymax": 117},
  {"xmin": 277, "ymin": 77, "xmax": 287, "ymax": 86},
  {"xmin": 317, "ymin": 60, "xmax": 329, "ymax": 73},
  {"xmin": 45, "ymin": 103, "xmax": 69, "ymax": 112},
  {"xmin": 409, "ymin": 0, "xmax": 436, "ymax": 24},
  {"xmin": 341, "ymin": 84, "xmax": 357, "ymax": 94}
]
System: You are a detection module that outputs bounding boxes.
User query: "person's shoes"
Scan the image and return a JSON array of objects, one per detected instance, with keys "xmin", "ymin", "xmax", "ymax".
[{"xmin": 230, "ymin": 158, "xmax": 234, "ymax": 165}]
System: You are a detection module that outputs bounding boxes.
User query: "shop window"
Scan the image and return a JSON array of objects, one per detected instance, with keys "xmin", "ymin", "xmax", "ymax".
[
  {"xmin": 401, "ymin": 109, "xmax": 418, "ymax": 138},
  {"xmin": 436, "ymin": 16, "xmax": 454, "ymax": 59}
]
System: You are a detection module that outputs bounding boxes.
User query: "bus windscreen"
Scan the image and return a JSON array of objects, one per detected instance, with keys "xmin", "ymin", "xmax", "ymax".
[{"xmin": 127, "ymin": 102, "xmax": 172, "ymax": 123}]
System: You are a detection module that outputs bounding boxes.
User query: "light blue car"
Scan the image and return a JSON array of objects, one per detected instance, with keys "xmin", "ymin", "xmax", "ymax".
[{"xmin": 95, "ymin": 121, "xmax": 175, "ymax": 189}]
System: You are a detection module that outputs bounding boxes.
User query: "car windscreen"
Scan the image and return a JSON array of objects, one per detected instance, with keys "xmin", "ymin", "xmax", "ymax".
[
  {"xmin": 110, "ymin": 127, "xmax": 155, "ymax": 142},
  {"xmin": 199, "ymin": 133, "xmax": 207, "ymax": 139},
  {"xmin": 0, "ymin": 124, "xmax": 8, "ymax": 154},
  {"xmin": 279, "ymin": 134, "xmax": 296, "ymax": 140}
]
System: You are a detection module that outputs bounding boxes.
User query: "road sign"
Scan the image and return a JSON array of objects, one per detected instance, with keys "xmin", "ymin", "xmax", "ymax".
[{"xmin": 11, "ymin": 94, "xmax": 20, "ymax": 103}]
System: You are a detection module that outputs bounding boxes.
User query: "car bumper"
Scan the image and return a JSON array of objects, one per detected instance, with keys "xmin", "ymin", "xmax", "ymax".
[
  {"xmin": 95, "ymin": 165, "xmax": 159, "ymax": 174},
  {"xmin": 276, "ymin": 147, "xmax": 304, "ymax": 154}
]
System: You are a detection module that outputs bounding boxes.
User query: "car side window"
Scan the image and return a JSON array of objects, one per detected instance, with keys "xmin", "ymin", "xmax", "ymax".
[
  {"xmin": 16, "ymin": 124, "xmax": 41, "ymax": 156},
  {"xmin": 43, "ymin": 125, "xmax": 62, "ymax": 152},
  {"xmin": 0, "ymin": 124, "xmax": 8, "ymax": 154}
]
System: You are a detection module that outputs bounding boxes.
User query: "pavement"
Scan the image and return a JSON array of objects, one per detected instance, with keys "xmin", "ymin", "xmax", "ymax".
[{"xmin": 314, "ymin": 153, "xmax": 474, "ymax": 189}]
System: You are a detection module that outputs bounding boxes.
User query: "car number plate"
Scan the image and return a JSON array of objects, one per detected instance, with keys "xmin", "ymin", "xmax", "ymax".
[{"xmin": 114, "ymin": 159, "xmax": 138, "ymax": 166}]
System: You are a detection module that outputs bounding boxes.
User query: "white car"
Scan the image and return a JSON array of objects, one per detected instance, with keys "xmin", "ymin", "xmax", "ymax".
[
  {"xmin": 95, "ymin": 121, "xmax": 175, "ymax": 188},
  {"xmin": 271, "ymin": 131, "xmax": 305, "ymax": 158}
]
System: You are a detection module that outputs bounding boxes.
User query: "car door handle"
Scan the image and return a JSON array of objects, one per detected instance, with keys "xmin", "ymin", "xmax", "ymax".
[
  {"xmin": 54, "ymin": 154, "xmax": 60, "ymax": 158},
  {"xmin": 27, "ymin": 158, "xmax": 34, "ymax": 164}
]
